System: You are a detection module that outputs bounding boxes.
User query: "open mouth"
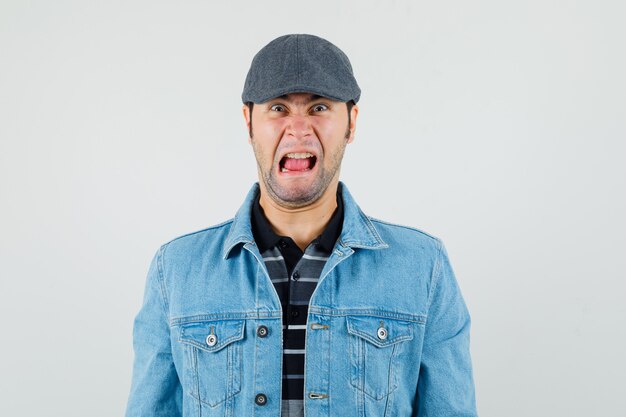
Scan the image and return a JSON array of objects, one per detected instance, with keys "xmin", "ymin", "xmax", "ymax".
[{"xmin": 279, "ymin": 152, "xmax": 318, "ymax": 173}]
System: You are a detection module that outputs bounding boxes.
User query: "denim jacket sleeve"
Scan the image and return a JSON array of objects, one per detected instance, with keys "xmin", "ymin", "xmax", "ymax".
[
  {"xmin": 125, "ymin": 246, "xmax": 182, "ymax": 417},
  {"xmin": 417, "ymin": 241, "xmax": 478, "ymax": 417}
]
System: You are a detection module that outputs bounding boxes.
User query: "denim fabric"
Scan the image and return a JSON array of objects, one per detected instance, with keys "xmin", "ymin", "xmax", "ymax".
[{"xmin": 125, "ymin": 182, "xmax": 477, "ymax": 417}]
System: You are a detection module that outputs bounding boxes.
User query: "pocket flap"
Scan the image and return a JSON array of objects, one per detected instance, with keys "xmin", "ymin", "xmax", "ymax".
[
  {"xmin": 179, "ymin": 319, "xmax": 245, "ymax": 353},
  {"xmin": 346, "ymin": 315, "xmax": 413, "ymax": 348}
]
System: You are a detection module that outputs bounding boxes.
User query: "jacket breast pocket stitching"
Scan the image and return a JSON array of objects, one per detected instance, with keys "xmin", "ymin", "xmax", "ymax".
[
  {"xmin": 178, "ymin": 320, "xmax": 245, "ymax": 408},
  {"xmin": 346, "ymin": 315, "xmax": 414, "ymax": 401},
  {"xmin": 178, "ymin": 320, "xmax": 245, "ymax": 351}
]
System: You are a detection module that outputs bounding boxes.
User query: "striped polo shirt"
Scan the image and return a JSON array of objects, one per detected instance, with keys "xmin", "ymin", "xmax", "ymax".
[{"xmin": 251, "ymin": 188, "xmax": 343, "ymax": 417}]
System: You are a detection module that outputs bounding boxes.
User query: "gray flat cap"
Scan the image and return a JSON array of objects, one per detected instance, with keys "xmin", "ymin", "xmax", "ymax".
[{"xmin": 242, "ymin": 34, "xmax": 360, "ymax": 104}]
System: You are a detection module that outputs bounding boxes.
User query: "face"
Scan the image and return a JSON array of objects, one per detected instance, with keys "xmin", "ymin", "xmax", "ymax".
[{"xmin": 243, "ymin": 93, "xmax": 358, "ymax": 209}]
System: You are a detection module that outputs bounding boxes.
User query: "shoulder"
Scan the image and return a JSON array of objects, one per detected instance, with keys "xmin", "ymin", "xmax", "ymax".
[
  {"xmin": 159, "ymin": 218, "xmax": 234, "ymax": 260},
  {"xmin": 367, "ymin": 216, "xmax": 444, "ymax": 253}
]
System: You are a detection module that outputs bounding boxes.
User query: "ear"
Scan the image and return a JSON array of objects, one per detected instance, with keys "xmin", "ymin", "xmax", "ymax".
[
  {"xmin": 242, "ymin": 104, "xmax": 252, "ymax": 144},
  {"xmin": 347, "ymin": 104, "xmax": 358, "ymax": 144}
]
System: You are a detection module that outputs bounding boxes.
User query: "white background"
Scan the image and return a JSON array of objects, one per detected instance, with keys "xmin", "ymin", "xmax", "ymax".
[{"xmin": 1, "ymin": 1, "xmax": 625, "ymax": 416}]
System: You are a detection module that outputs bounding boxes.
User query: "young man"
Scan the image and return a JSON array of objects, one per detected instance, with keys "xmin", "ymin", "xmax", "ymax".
[{"xmin": 126, "ymin": 34, "xmax": 477, "ymax": 417}]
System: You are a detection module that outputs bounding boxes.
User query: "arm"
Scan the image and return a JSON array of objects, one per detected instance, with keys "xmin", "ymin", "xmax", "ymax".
[
  {"xmin": 125, "ymin": 246, "xmax": 182, "ymax": 417},
  {"xmin": 416, "ymin": 240, "xmax": 478, "ymax": 416}
]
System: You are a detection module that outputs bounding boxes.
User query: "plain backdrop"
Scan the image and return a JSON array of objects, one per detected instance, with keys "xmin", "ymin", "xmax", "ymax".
[{"xmin": 1, "ymin": 1, "xmax": 625, "ymax": 416}]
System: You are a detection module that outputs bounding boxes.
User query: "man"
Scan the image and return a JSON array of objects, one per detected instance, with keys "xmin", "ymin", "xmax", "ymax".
[{"xmin": 126, "ymin": 34, "xmax": 477, "ymax": 417}]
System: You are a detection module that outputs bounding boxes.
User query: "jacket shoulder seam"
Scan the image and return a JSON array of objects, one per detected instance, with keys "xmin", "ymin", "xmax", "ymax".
[
  {"xmin": 426, "ymin": 238, "xmax": 445, "ymax": 310},
  {"xmin": 157, "ymin": 219, "xmax": 234, "ymax": 316},
  {"xmin": 162, "ymin": 218, "xmax": 235, "ymax": 246},
  {"xmin": 155, "ymin": 244, "xmax": 171, "ymax": 315},
  {"xmin": 367, "ymin": 216, "xmax": 442, "ymax": 243}
]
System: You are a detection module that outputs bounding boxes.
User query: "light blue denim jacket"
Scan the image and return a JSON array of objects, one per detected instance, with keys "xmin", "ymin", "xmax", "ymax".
[{"xmin": 126, "ymin": 182, "xmax": 477, "ymax": 417}]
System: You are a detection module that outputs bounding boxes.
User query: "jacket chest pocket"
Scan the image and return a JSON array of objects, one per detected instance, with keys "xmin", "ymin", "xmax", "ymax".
[
  {"xmin": 178, "ymin": 319, "xmax": 245, "ymax": 408},
  {"xmin": 346, "ymin": 315, "xmax": 414, "ymax": 400}
]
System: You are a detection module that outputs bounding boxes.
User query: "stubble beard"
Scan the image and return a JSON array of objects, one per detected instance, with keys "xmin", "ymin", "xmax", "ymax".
[
  {"xmin": 251, "ymin": 121, "xmax": 351, "ymax": 209},
  {"xmin": 253, "ymin": 140, "xmax": 347, "ymax": 209}
]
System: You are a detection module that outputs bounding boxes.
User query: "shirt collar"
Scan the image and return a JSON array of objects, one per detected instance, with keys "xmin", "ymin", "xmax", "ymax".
[
  {"xmin": 250, "ymin": 192, "xmax": 281, "ymax": 253},
  {"xmin": 250, "ymin": 185, "xmax": 344, "ymax": 253},
  {"xmin": 223, "ymin": 181, "xmax": 387, "ymax": 259}
]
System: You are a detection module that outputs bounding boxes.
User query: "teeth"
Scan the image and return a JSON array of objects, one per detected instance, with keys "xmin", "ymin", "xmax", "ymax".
[
  {"xmin": 281, "ymin": 167, "xmax": 311, "ymax": 173},
  {"xmin": 285, "ymin": 152, "xmax": 314, "ymax": 159}
]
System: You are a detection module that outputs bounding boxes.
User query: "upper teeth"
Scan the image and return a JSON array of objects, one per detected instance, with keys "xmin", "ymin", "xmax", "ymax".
[{"xmin": 285, "ymin": 152, "xmax": 314, "ymax": 159}]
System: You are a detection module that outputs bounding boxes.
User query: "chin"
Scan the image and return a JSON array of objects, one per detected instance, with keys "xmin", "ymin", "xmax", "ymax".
[{"xmin": 272, "ymin": 184, "xmax": 323, "ymax": 207}]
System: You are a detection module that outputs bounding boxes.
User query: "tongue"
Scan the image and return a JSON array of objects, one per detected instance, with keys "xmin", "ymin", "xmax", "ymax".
[{"xmin": 284, "ymin": 157, "xmax": 312, "ymax": 171}]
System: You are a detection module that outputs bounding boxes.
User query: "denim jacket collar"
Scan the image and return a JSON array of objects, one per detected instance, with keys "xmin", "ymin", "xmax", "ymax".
[{"xmin": 222, "ymin": 181, "xmax": 388, "ymax": 259}]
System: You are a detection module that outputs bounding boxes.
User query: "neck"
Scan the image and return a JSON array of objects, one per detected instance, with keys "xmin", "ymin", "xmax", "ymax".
[{"xmin": 259, "ymin": 182, "xmax": 339, "ymax": 252}]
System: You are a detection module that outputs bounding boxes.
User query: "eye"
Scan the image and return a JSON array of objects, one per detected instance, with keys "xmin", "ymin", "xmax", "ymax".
[
  {"xmin": 312, "ymin": 103, "xmax": 328, "ymax": 112},
  {"xmin": 270, "ymin": 104, "xmax": 286, "ymax": 112}
]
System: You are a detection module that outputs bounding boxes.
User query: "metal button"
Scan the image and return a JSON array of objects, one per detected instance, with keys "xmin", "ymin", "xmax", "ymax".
[
  {"xmin": 257, "ymin": 325, "xmax": 269, "ymax": 338},
  {"xmin": 292, "ymin": 271, "xmax": 300, "ymax": 281},
  {"xmin": 377, "ymin": 327, "xmax": 388, "ymax": 340},
  {"xmin": 255, "ymin": 393, "xmax": 267, "ymax": 406},
  {"xmin": 206, "ymin": 334, "xmax": 218, "ymax": 346}
]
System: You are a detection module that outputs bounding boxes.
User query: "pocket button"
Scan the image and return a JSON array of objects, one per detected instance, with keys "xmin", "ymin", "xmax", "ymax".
[
  {"xmin": 377, "ymin": 327, "xmax": 388, "ymax": 340},
  {"xmin": 206, "ymin": 334, "xmax": 218, "ymax": 347}
]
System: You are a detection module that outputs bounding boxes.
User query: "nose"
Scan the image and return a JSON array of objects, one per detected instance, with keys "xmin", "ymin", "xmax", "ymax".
[{"xmin": 286, "ymin": 114, "xmax": 313, "ymax": 138}]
